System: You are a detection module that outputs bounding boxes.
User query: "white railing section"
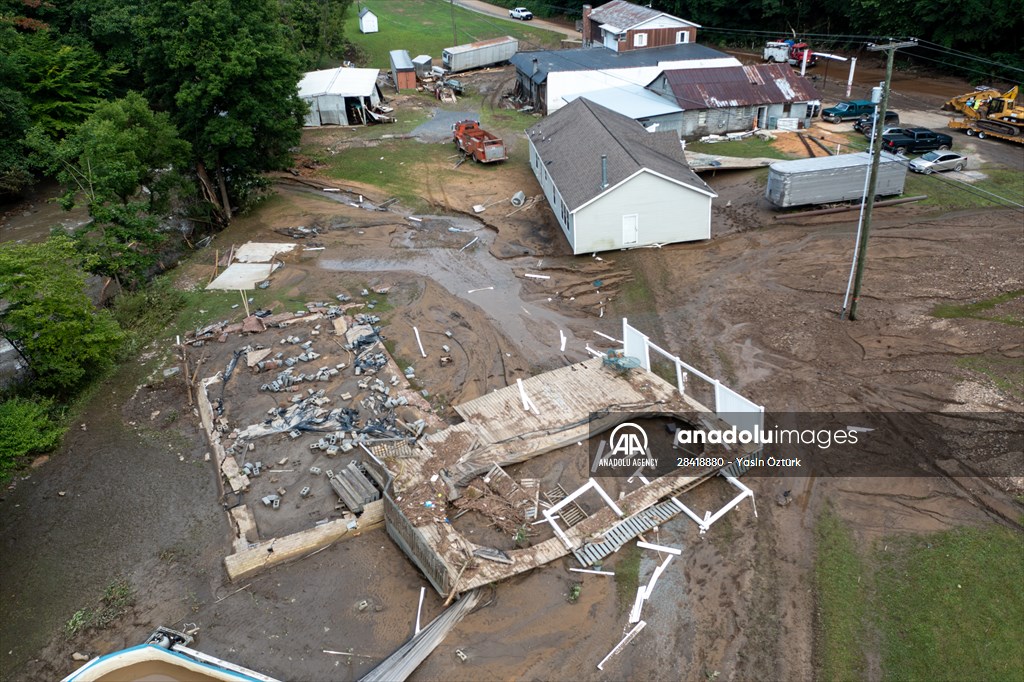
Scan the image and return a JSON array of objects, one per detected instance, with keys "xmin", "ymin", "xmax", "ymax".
[{"xmin": 619, "ymin": 318, "xmax": 764, "ymax": 431}]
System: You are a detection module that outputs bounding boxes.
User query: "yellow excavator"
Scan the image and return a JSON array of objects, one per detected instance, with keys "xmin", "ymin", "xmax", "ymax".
[{"xmin": 943, "ymin": 86, "xmax": 1024, "ymax": 142}]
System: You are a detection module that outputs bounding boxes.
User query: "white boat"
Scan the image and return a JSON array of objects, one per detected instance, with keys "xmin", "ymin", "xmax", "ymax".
[{"xmin": 62, "ymin": 627, "xmax": 279, "ymax": 682}]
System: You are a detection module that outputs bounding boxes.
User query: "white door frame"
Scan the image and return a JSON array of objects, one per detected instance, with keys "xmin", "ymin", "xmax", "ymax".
[{"xmin": 622, "ymin": 214, "xmax": 639, "ymax": 246}]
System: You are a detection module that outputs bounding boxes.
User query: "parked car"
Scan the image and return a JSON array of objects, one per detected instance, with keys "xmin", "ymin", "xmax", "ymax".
[
  {"xmin": 821, "ymin": 100, "xmax": 874, "ymax": 123},
  {"xmin": 909, "ymin": 150, "xmax": 968, "ymax": 174},
  {"xmin": 852, "ymin": 111, "xmax": 900, "ymax": 134},
  {"xmin": 865, "ymin": 126, "xmax": 908, "ymax": 140},
  {"xmin": 509, "ymin": 7, "xmax": 533, "ymax": 20}
]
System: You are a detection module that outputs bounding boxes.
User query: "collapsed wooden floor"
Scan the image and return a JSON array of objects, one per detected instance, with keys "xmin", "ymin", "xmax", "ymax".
[{"xmin": 381, "ymin": 358, "xmax": 731, "ymax": 596}]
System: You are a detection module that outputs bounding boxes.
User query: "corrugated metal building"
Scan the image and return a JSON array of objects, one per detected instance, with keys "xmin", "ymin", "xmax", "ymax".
[
  {"xmin": 647, "ymin": 64, "xmax": 822, "ymax": 137},
  {"xmin": 562, "ymin": 85, "xmax": 684, "ymax": 136},
  {"xmin": 510, "ymin": 43, "xmax": 740, "ymax": 115},
  {"xmin": 297, "ymin": 67, "xmax": 382, "ymax": 127},
  {"xmin": 582, "ymin": 0, "xmax": 699, "ymax": 51},
  {"xmin": 526, "ymin": 98, "xmax": 716, "ymax": 254}
]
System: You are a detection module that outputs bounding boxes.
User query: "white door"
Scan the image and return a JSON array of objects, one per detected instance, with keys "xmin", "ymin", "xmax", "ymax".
[{"xmin": 622, "ymin": 214, "xmax": 639, "ymax": 246}]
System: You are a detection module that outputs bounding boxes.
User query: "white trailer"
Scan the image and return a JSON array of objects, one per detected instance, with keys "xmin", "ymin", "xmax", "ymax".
[
  {"xmin": 766, "ymin": 152, "xmax": 907, "ymax": 208},
  {"xmin": 442, "ymin": 36, "xmax": 518, "ymax": 73}
]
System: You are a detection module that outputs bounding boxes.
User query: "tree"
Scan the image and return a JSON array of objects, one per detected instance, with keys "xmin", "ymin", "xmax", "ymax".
[
  {"xmin": 69, "ymin": 203, "xmax": 166, "ymax": 290},
  {"xmin": 50, "ymin": 91, "xmax": 191, "ymax": 211},
  {"xmin": 279, "ymin": 0, "xmax": 353, "ymax": 70},
  {"xmin": 0, "ymin": 236, "xmax": 125, "ymax": 398},
  {"xmin": 0, "ymin": 29, "xmax": 33, "ymax": 196},
  {"xmin": 137, "ymin": 0, "xmax": 306, "ymax": 224},
  {"xmin": 0, "ymin": 397, "xmax": 64, "ymax": 476},
  {"xmin": 10, "ymin": 30, "xmax": 124, "ymax": 139}
]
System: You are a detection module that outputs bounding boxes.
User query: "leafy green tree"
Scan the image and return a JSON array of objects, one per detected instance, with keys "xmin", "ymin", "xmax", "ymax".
[
  {"xmin": 0, "ymin": 236, "xmax": 125, "ymax": 398},
  {"xmin": 11, "ymin": 30, "xmax": 124, "ymax": 139},
  {"xmin": 69, "ymin": 203, "xmax": 166, "ymax": 290},
  {"xmin": 279, "ymin": 0, "xmax": 353, "ymax": 70},
  {"xmin": 0, "ymin": 397, "xmax": 65, "ymax": 476},
  {"xmin": 137, "ymin": 0, "xmax": 306, "ymax": 224},
  {"xmin": 49, "ymin": 91, "xmax": 191, "ymax": 211},
  {"xmin": 0, "ymin": 29, "xmax": 34, "ymax": 196}
]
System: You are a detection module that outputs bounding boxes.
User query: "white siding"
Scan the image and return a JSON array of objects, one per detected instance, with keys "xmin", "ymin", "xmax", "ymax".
[
  {"xmin": 573, "ymin": 172, "xmax": 710, "ymax": 253},
  {"xmin": 528, "ymin": 138, "xmax": 575, "ymax": 249},
  {"xmin": 633, "ymin": 16, "xmax": 691, "ymax": 29}
]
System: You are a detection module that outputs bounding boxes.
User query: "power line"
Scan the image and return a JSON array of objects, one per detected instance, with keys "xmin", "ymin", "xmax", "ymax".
[{"xmin": 427, "ymin": 1, "xmax": 1023, "ymax": 212}]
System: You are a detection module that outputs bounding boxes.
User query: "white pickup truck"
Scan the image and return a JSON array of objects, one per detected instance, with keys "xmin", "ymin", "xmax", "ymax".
[{"xmin": 509, "ymin": 7, "xmax": 533, "ymax": 20}]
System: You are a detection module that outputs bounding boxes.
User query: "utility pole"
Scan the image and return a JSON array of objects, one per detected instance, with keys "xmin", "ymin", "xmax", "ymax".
[
  {"xmin": 450, "ymin": 0, "xmax": 458, "ymax": 46},
  {"xmin": 847, "ymin": 38, "xmax": 917, "ymax": 321}
]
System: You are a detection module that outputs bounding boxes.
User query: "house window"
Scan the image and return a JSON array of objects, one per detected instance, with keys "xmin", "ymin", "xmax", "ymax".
[
  {"xmin": 676, "ymin": 30, "xmax": 689, "ymax": 44},
  {"xmin": 698, "ymin": 110, "xmax": 708, "ymax": 125},
  {"xmin": 561, "ymin": 204, "xmax": 570, "ymax": 227},
  {"xmin": 633, "ymin": 33, "xmax": 647, "ymax": 47}
]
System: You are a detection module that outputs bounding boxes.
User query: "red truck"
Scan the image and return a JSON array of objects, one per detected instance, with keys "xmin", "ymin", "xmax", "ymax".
[{"xmin": 452, "ymin": 120, "xmax": 507, "ymax": 163}]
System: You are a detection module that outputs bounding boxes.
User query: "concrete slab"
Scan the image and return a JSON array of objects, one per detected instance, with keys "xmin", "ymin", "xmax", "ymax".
[
  {"xmin": 206, "ymin": 263, "xmax": 277, "ymax": 290},
  {"xmin": 233, "ymin": 242, "xmax": 296, "ymax": 263}
]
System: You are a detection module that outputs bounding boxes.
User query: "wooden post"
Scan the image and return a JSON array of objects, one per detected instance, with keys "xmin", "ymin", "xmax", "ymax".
[{"xmin": 443, "ymin": 560, "xmax": 470, "ymax": 607}]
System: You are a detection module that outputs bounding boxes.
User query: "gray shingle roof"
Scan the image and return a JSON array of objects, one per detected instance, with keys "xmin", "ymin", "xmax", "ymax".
[
  {"xmin": 527, "ymin": 98, "xmax": 714, "ymax": 211},
  {"xmin": 589, "ymin": 0, "xmax": 693, "ymax": 30},
  {"xmin": 510, "ymin": 43, "xmax": 734, "ymax": 86}
]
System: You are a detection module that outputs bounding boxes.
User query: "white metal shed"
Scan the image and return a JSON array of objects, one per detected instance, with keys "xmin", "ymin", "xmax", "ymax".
[{"xmin": 298, "ymin": 67, "xmax": 382, "ymax": 126}]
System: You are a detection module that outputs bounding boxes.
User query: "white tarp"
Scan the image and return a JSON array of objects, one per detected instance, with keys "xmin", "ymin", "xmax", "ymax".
[
  {"xmin": 233, "ymin": 242, "xmax": 296, "ymax": 263},
  {"xmin": 206, "ymin": 263, "xmax": 278, "ymax": 291}
]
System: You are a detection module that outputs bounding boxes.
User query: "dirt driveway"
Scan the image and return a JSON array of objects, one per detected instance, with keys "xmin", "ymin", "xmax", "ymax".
[{"xmin": 2, "ymin": 66, "xmax": 1021, "ymax": 682}]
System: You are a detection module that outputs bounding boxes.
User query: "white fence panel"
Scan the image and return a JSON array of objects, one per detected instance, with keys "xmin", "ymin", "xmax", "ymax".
[
  {"xmin": 714, "ymin": 383, "xmax": 764, "ymax": 432},
  {"xmin": 622, "ymin": 318, "xmax": 651, "ymax": 371}
]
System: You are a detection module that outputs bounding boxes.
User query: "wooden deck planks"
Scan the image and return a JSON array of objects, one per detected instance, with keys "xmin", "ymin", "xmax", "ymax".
[{"xmin": 457, "ymin": 472, "xmax": 710, "ymax": 591}]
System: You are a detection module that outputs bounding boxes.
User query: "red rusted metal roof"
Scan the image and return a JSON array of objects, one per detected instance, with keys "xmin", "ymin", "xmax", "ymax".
[{"xmin": 657, "ymin": 64, "xmax": 822, "ymax": 109}]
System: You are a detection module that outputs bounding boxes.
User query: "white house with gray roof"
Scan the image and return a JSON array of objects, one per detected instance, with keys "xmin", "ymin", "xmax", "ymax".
[{"xmin": 526, "ymin": 98, "xmax": 716, "ymax": 254}]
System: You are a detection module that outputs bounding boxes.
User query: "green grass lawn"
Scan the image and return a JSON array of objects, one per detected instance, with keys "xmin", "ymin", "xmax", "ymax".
[
  {"xmin": 320, "ymin": 138, "xmax": 459, "ymax": 211},
  {"xmin": 814, "ymin": 508, "xmax": 869, "ymax": 681},
  {"xmin": 904, "ymin": 167, "xmax": 1024, "ymax": 212},
  {"xmin": 685, "ymin": 137, "xmax": 792, "ymax": 159},
  {"xmin": 814, "ymin": 509, "xmax": 1024, "ymax": 681},
  {"xmin": 344, "ymin": 1, "xmax": 565, "ymax": 70},
  {"xmin": 875, "ymin": 526, "xmax": 1024, "ymax": 681}
]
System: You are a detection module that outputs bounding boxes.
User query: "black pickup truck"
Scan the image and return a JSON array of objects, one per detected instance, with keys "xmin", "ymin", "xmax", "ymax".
[{"xmin": 881, "ymin": 127, "xmax": 953, "ymax": 155}]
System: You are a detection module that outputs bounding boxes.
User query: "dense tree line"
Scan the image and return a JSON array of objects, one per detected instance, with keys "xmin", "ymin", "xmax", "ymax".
[
  {"xmin": 528, "ymin": 0, "xmax": 1022, "ymax": 81},
  {"xmin": 657, "ymin": 0, "xmax": 1023, "ymax": 80},
  {"xmin": 0, "ymin": 0, "xmax": 350, "ymax": 473}
]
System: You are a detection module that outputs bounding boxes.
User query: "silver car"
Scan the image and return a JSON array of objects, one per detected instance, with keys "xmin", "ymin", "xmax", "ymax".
[{"xmin": 909, "ymin": 151, "xmax": 967, "ymax": 174}]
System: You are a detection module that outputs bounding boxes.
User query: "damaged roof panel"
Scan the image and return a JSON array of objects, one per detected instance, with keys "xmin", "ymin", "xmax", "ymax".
[{"xmin": 657, "ymin": 64, "xmax": 822, "ymax": 109}]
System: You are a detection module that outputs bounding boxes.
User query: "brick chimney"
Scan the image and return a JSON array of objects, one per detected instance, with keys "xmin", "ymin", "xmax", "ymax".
[{"xmin": 582, "ymin": 4, "xmax": 592, "ymax": 46}]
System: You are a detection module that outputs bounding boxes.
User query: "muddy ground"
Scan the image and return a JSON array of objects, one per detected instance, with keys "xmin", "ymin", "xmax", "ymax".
[{"xmin": 1, "ymin": 63, "xmax": 1022, "ymax": 682}]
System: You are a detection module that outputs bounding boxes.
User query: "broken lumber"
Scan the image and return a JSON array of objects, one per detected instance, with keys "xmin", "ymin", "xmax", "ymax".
[
  {"xmin": 597, "ymin": 621, "xmax": 646, "ymax": 670},
  {"xmin": 223, "ymin": 500, "xmax": 383, "ymax": 581},
  {"xmin": 636, "ymin": 541, "xmax": 681, "ymax": 556},
  {"xmin": 569, "ymin": 568, "xmax": 614, "ymax": 576}
]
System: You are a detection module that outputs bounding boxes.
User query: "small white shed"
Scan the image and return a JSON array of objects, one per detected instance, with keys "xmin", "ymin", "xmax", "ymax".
[
  {"xmin": 298, "ymin": 67, "xmax": 383, "ymax": 126},
  {"xmin": 358, "ymin": 7, "xmax": 378, "ymax": 34}
]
